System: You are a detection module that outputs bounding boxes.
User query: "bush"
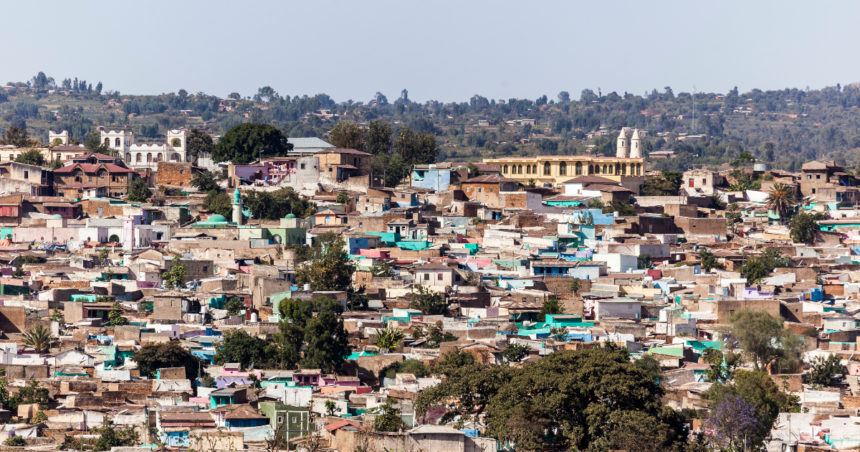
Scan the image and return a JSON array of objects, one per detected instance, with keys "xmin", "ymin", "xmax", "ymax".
[{"xmin": 4, "ymin": 436, "xmax": 25, "ymax": 446}]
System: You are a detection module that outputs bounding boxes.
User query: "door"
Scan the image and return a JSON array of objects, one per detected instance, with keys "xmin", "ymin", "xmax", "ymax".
[{"xmin": 689, "ymin": 179, "xmax": 694, "ymax": 187}]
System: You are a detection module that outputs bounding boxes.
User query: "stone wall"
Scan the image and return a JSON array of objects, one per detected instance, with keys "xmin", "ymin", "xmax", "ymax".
[{"xmin": 156, "ymin": 162, "xmax": 198, "ymax": 187}]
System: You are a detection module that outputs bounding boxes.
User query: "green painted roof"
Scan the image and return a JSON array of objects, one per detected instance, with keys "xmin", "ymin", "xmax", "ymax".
[{"xmin": 207, "ymin": 214, "xmax": 228, "ymax": 223}]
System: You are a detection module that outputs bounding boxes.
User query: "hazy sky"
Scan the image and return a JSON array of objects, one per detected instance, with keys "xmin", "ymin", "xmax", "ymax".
[{"xmin": 4, "ymin": 1, "xmax": 859, "ymax": 103}]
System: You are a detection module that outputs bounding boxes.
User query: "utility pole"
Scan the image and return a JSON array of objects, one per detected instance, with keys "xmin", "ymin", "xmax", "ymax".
[{"xmin": 692, "ymin": 85, "xmax": 697, "ymax": 134}]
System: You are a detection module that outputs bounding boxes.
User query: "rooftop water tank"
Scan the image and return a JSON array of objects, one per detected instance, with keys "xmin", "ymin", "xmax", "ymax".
[{"xmin": 754, "ymin": 163, "xmax": 771, "ymax": 172}]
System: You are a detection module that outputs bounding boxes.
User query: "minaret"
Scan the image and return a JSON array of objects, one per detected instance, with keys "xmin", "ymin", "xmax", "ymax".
[
  {"xmin": 232, "ymin": 188, "xmax": 243, "ymax": 225},
  {"xmin": 616, "ymin": 129, "xmax": 628, "ymax": 158},
  {"xmin": 629, "ymin": 129, "xmax": 642, "ymax": 158}
]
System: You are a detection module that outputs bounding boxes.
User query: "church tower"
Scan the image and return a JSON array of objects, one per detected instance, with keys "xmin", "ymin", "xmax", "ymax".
[
  {"xmin": 629, "ymin": 129, "xmax": 642, "ymax": 158},
  {"xmin": 616, "ymin": 130, "xmax": 628, "ymax": 158}
]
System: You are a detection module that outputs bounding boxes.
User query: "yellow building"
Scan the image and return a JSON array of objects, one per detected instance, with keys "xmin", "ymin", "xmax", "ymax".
[{"xmin": 483, "ymin": 154, "xmax": 645, "ymax": 188}]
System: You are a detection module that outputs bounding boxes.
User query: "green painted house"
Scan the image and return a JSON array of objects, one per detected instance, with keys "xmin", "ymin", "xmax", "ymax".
[{"xmin": 259, "ymin": 402, "xmax": 313, "ymax": 440}]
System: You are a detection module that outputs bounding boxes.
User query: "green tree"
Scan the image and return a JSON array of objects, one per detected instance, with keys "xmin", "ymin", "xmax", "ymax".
[
  {"xmin": 66, "ymin": 418, "xmax": 139, "ymax": 452},
  {"xmin": 698, "ymin": 248, "xmax": 719, "ymax": 272},
  {"xmin": 739, "ymin": 247, "xmax": 788, "ymax": 284},
  {"xmin": 50, "ymin": 308, "xmax": 64, "ymax": 323},
  {"xmin": 226, "ymin": 297, "xmax": 244, "ymax": 316},
  {"xmin": 108, "ymin": 302, "xmax": 129, "ymax": 326},
  {"xmin": 50, "ymin": 155, "xmax": 63, "ymax": 170},
  {"xmin": 214, "ymin": 329, "xmax": 271, "ymax": 368},
  {"xmin": 706, "ymin": 370, "xmax": 788, "ymax": 449},
  {"xmin": 371, "ymin": 399, "xmax": 405, "ymax": 432},
  {"xmin": 203, "ymin": 190, "xmax": 232, "ymax": 217},
  {"xmin": 730, "ymin": 309, "xmax": 804, "ymax": 372},
  {"xmin": 295, "ymin": 232, "xmax": 353, "ymax": 291},
  {"xmin": 789, "ymin": 211, "xmax": 819, "ymax": 244},
  {"xmin": 335, "ymin": 191, "xmax": 350, "ymax": 204},
  {"xmin": 634, "ymin": 355, "xmax": 663, "ymax": 383},
  {"xmin": 243, "ymin": 187, "xmax": 316, "ymax": 220},
  {"xmin": 212, "ymin": 123, "xmax": 292, "ymax": 164},
  {"xmin": 603, "ymin": 200, "xmax": 637, "ymax": 216},
  {"xmin": 190, "ymin": 171, "xmax": 220, "ymax": 192},
  {"xmin": 641, "ymin": 170, "xmax": 683, "ymax": 196},
  {"xmin": 133, "ymin": 341, "xmax": 200, "ymax": 379},
  {"xmin": 346, "ymin": 287, "xmax": 369, "ymax": 311},
  {"xmin": 766, "ymin": 183, "xmax": 796, "ymax": 224},
  {"xmin": 374, "ymin": 327, "xmax": 405, "ymax": 352},
  {"xmin": 11, "ymin": 263, "xmax": 24, "ymax": 278},
  {"xmin": 394, "ymin": 125, "xmax": 438, "ymax": 165},
  {"xmin": 638, "ymin": 253, "xmax": 653, "ymax": 270},
  {"xmin": 804, "ymin": 354, "xmax": 847, "ymax": 387},
  {"xmin": 381, "ymin": 359, "xmax": 430, "ymax": 380},
  {"xmin": 538, "ymin": 296, "xmax": 563, "ymax": 322},
  {"xmin": 127, "ymin": 178, "xmax": 152, "ymax": 202},
  {"xmin": 83, "ymin": 130, "xmax": 112, "ymax": 154},
  {"xmin": 185, "ymin": 128, "xmax": 214, "ymax": 164},
  {"xmin": 162, "ymin": 255, "xmax": 186, "ymax": 289},
  {"xmin": 502, "ymin": 343, "xmax": 531, "ymax": 364},
  {"xmin": 417, "ymin": 348, "xmax": 686, "ymax": 452},
  {"xmin": 325, "ymin": 400, "xmax": 337, "ymax": 417},
  {"xmin": 15, "ymin": 148, "xmax": 45, "ymax": 166},
  {"xmin": 409, "ymin": 285, "xmax": 447, "ymax": 315},
  {"xmin": 467, "ymin": 162, "xmax": 481, "ymax": 178},
  {"xmin": 366, "ymin": 120, "xmax": 393, "ymax": 154},
  {"xmin": 300, "ymin": 297, "xmax": 350, "ymax": 373},
  {"xmin": 4, "ymin": 436, "xmax": 24, "ymax": 446},
  {"xmin": 22, "ymin": 325, "xmax": 57, "ymax": 353},
  {"xmin": 329, "ymin": 121, "xmax": 366, "ymax": 151},
  {"xmin": 0, "ymin": 126, "xmax": 31, "ymax": 148},
  {"xmin": 568, "ymin": 278, "xmax": 582, "ymax": 296},
  {"xmin": 702, "ymin": 348, "xmax": 743, "ymax": 383}
]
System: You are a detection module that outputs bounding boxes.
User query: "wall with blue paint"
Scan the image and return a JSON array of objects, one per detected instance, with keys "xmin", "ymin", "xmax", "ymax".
[{"xmin": 412, "ymin": 169, "xmax": 451, "ymax": 192}]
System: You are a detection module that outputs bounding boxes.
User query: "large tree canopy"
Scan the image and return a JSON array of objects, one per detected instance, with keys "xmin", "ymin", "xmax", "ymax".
[
  {"xmin": 416, "ymin": 347, "xmax": 687, "ymax": 452},
  {"xmin": 212, "ymin": 123, "xmax": 292, "ymax": 164}
]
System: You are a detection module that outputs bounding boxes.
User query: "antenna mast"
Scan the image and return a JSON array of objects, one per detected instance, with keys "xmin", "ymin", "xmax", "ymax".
[{"xmin": 692, "ymin": 85, "xmax": 697, "ymax": 134}]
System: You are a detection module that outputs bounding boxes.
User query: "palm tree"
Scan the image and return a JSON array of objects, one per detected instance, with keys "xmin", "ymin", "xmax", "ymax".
[
  {"xmin": 23, "ymin": 325, "xmax": 57, "ymax": 353},
  {"xmin": 766, "ymin": 183, "xmax": 796, "ymax": 224},
  {"xmin": 374, "ymin": 328, "xmax": 405, "ymax": 353}
]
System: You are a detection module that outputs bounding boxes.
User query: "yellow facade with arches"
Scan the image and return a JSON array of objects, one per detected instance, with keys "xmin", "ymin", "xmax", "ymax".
[{"xmin": 483, "ymin": 155, "xmax": 645, "ymax": 186}]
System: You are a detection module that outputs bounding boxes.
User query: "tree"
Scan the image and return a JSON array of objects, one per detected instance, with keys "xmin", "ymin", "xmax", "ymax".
[
  {"xmin": 243, "ymin": 187, "xmax": 316, "ymax": 220},
  {"xmin": 538, "ymin": 296, "xmax": 563, "ymax": 322},
  {"xmin": 603, "ymin": 200, "xmax": 637, "ymax": 216},
  {"xmin": 698, "ymin": 248, "xmax": 719, "ymax": 272},
  {"xmin": 50, "ymin": 308, "xmax": 64, "ymax": 323},
  {"xmin": 295, "ymin": 232, "xmax": 353, "ymax": 291},
  {"xmin": 467, "ymin": 162, "xmax": 481, "ymax": 178},
  {"xmin": 66, "ymin": 418, "xmax": 139, "ymax": 452},
  {"xmin": 416, "ymin": 348, "xmax": 686, "ymax": 452},
  {"xmin": 212, "ymin": 123, "xmax": 292, "ymax": 164},
  {"xmin": 739, "ymin": 247, "xmax": 788, "ymax": 284},
  {"xmin": 394, "ymin": 125, "xmax": 438, "ymax": 165},
  {"xmin": 346, "ymin": 287, "xmax": 369, "ymax": 311},
  {"xmin": 729, "ymin": 309, "xmax": 805, "ymax": 372},
  {"xmin": 366, "ymin": 120, "xmax": 393, "ymax": 154},
  {"xmin": 329, "ymin": 121, "xmax": 366, "ymax": 151},
  {"xmin": 335, "ymin": 191, "xmax": 350, "ymax": 204},
  {"xmin": 325, "ymin": 400, "xmax": 337, "ymax": 417},
  {"xmin": 766, "ymin": 183, "xmax": 796, "ymax": 224},
  {"xmin": 374, "ymin": 327, "xmax": 405, "ymax": 352},
  {"xmin": 557, "ymin": 91, "xmax": 571, "ymax": 102},
  {"xmin": 634, "ymin": 355, "xmax": 662, "ymax": 383},
  {"xmin": 11, "ymin": 263, "xmax": 24, "ymax": 278},
  {"xmin": 127, "ymin": 178, "xmax": 151, "ymax": 202},
  {"xmin": 108, "ymin": 302, "xmax": 129, "ymax": 326},
  {"xmin": 226, "ymin": 297, "xmax": 244, "ymax": 316},
  {"xmin": 0, "ymin": 125, "xmax": 31, "ymax": 148},
  {"xmin": 214, "ymin": 329, "xmax": 270, "ymax": 368},
  {"xmin": 133, "ymin": 341, "xmax": 200, "ymax": 379},
  {"xmin": 4, "ymin": 436, "xmax": 25, "ymax": 446},
  {"xmin": 702, "ymin": 348, "xmax": 743, "ymax": 383},
  {"xmin": 203, "ymin": 190, "xmax": 232, "ymax": 217},
  {"xmin": 22, "ymin": 325, "xmax": 57, "ymax": 353},
  {"xmin": 762, "ymin": 141, "xmax": 775, "ymax": 162},
  {"xmin": 15, "ymin": 149, "xmax": 45, "ymax": 166},
  {"xmin": 638, "ymin": 253, "xmax": 653, "ymax": 270},
  {"xmin": 789, "ymin": 211, "xmax": 819, "ymax": 244},
  {"xmin": 191, "ymin": 171, "xmax": 220, "ymax": 192},
  {"xmin": 186, "ymin": 128, "xmax": 214, "ymax": 163},
  {"xmin": 641, "ymin": 170, "xmax": 682, "ymax": 196},
  {"xmin": 51, "ymin": 155, "xmax": 63, "ymax": 170},
  {"xmin": 703, "ymin": 395, "xmax": 760, "ymax": 452},
  {"xmin": 804, "ymin": 354, "xmax": 847, "ymax": 386},
  {"xmin": 706, "ymin": 370, "xmax": 789, "ymax": 449},
  {"xmin": 568, "ymin": 278, "xmax": 582, "ymax": 296},
  {"xmin": 162, "ymin": 255, "xmax": 186, "ymax": 289},
  {"xmin": 502, "ymin": 343, "xmax": 531, "ymax": 364},
  {"xmin": 381, "ymin": 359, "xmax": 430, "ymax": 380},
  {"xmin": 409, "ymin": 285, "xmax": 447, "ymax": 315},
  {"xmin": 371, "ymin": 399, "xmax": 405, "ymax": 432},
  {"xmin": 83, "ymin": 130, "xmax": 112, "ymax": 154},
  {"xmin": 300, "ymin": 297, "xmax": 350, "ymax": 373}
]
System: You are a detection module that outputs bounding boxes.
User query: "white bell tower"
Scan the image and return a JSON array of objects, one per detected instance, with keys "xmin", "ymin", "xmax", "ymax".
[
  {"xmin": 616, "ymin": 130, "xmax": 628, "ymax": 158},
  {"xmin": 630, "ymin": 129, "xmax": 642, "ymax": 158}
]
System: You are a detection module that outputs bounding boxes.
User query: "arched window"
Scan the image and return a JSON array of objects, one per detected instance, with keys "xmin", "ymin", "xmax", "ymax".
[
  {"xmin": 136, "ymin": 153, "xmax": 142, "ymax": 163},
  {"xmin": 608, "ymin": 165, "xmax": 613, "ymax": 174},
  {"xmin": 146, "ymin": 153, "xmax": 152, "ymax": 163},
  {"xmin": 620, "ymin": 164, "xmax": 626, "ymax": 175},
  {"xmin": 125, "ymin": 153, "xmax": 131, "ymax": 162},
  {"xmin": 588, "ymin": 165, "xmax": 594, "ymax": 174},
  {"xmin": 518, "ymin": 165, "xmax": 523, "ymax": 174},
  {"xmin": 325, "ymin": 216, "xmax": 331, "ymax": 224},
  {"xmin": 104, "ymin": 138, "xmax": 110, "ymax": 147},
  {"xmin": 115, "ymin": 138, "xmax": 121, "ymax": 147},
  {"xmin": 575, "ymin": 162, "xmax": 582, "ymax": 175},
  {"xmin": 526, "ymin": 165, "xmax": 531, "ymax": 174},
  {"xmin": 503, "ymin": 165, "xmax": 508, "ymax": 174},
  {"xmin": 543, "ymin": 162, "xmax": 551, "ymax": 175},
  {"xmin": 532, "ymin": 164, "xmax": 537, "ymax": 174},
  {"xmin": 109, "ymin": 234, "xmax": 119, "ymax": 242},
  {"xmin": 156, "ymin": 153, "xmax": 163, "ymax": 162},
  {"xmin": 559, "ymin": 162, "xmax": 566, "ymax": 176},
  {"xmin": 603, "ymin": 164, "xmax": 607, "ymax": 174},
  {"xmin": 171, "ymin": 138, "xmax": 182, "ymax": 147},
  {"xmin": 636, "ymin": 163, "xmax": 641, "ymax": 175}
]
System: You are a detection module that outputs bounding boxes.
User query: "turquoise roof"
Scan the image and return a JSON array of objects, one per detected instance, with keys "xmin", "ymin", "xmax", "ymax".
[{"xmin": 207, "ymin": 214, "xmax": 228, "ymax": 223}]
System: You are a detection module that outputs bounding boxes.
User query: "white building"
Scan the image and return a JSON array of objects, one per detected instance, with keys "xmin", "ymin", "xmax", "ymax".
[
  {"xmin": 48, "ymin": 130, "xmax": 69, "ymax": 145},
  {"xmin": 100, "ymin": 128, "xmax": 189, "ymax": 169},
  {"xmin": 615, "ymin": 129, "xmax": 643, "ymax": 159}
]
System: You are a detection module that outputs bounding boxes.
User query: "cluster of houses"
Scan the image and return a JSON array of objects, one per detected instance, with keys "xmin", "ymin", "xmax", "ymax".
[{"xmin": 2, "ymin": 125, "xmax": 860, "ymax": 451}]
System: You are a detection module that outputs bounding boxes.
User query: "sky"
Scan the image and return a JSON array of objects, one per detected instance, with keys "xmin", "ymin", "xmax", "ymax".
[{"xmin": 3, "ymin": 1, "xmax": 860, "ymax": 103}]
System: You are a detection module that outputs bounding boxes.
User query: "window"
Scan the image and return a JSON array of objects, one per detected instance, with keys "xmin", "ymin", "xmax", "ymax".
[
  {"xmin": 115, "ymin": 138, "xmax": 121, "ymax": 147},
  {"xmin": 489, "ymin": 188, "xmax": 493, "ymax": 193},
  {"xmin": 329, "ymin": 167, "xmax": 332, "ymax": 172},
  {"xmin": 559, "ymin": 162, "xmax": 566, "ymax": 175},
  {"xmin": 522, "ymin": 297, "xmax": 526, "ymax": 302},
  {"xmin": 812, "ymin": 189, "xmax": 816, "ymax": 194},
  {"xmin": 532, "ymin": 164, "xmax": 537, "ymax": 174},
  {"xmin": 300, "ymin": 163, "xmax": 305, "ymax": 169},
  {"xmin": 807, "ymin": 175, "xmax": 811, "ymax": 179},
  {"xmin": 478, "ymin": 188, "xmax": 482, "ymax": 192},
  {"xmin": 816, "ymin": 174, "xmax": 821, "ymax": 179},
  {"xmin": 503, "ymin": 165, "xmax": 508, "ymax": 174},
  {"xmin": 702, "ymin": 179, "xmax": 707, "ymax": 185},
  {"xmin": 518, "ymin": 165, "xmax": 523, "ymax": 174},
  {"xmin": 203, "ymin": 266, "xmax": 208, "ymax": 272},
  {"xmin": 438, "ymin": 273, "xmax": 443, "ymax": 281},
  {"xmin": 23, "ymin": 171, "xmax": 28, "ymax": 179},
  {"xmin": 180, "ymin": 170, "xmax": 185, "ymax": 175},
  {"xmin": 455, "ymin": 274, "xmax": 460, "ymax": 281},
  {"xmin": 424, "ymin": 273, "xmax": 429, "ymax": 281},
  {"xmin": 575, "ymin": 162, "xmax": 582, "ymax": 175},
  {"xmin": 544, "ymin": 162, "xmax": 551, "ymax": 175},
  {"xmin": 526, "ymin": 165, "xmax": 531, "ymax": 174}
]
